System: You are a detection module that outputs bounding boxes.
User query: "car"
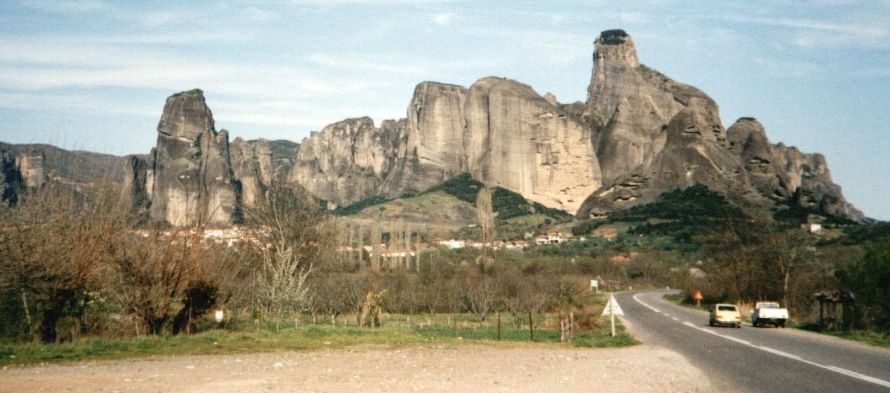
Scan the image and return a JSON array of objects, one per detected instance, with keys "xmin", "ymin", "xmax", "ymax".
[
  {"xmin": 752, "ymin": 301, "xmax": 788, "ymax": 328},
  {"xmin": 709, "ymin": 303, "xmax": 741, "ymax": 328}
]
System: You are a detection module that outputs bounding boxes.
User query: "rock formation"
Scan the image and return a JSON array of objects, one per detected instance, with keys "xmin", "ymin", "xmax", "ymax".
[
  {"xmin": 0, "ymin": 148, "xmax": 23, "ymax": 205},
  {"xmin": 123, "ymin": 90, "xmax": 303, "ymax": 226},
  {"xmin": 142, "ymin": 89, "xmax": 238, "ymax": 226},
  {"xmin": 772, "ymin": 142, "xmax": 863, "ymax": 220},
  {"xmin": 290, "ymin": 117, "xmax": 405, "ymax": 207},
  {"xmin": 727, "ymin": 118, "xmax": 792, "ymax": 202},
  {"xmin": 291, "ymin": 78, "xmax": 602, "ymax": 213},
  {"xmin": 466, "ymin": 77, "xmax": 600, "ymax": 212},
  {"xmin": 573, "ymin": 30, "xmax": 863, "ymax": 221},
  {"xmin": 585, "ymin": 29, "xmax": 719, "ymax": 183},
  {"xmin": 230, "ymin": 137, "xmax": 273, "ymax": 208},
  {"xmin": 111, "ymin": 29, "xmax": 862, "ymax": 224}
]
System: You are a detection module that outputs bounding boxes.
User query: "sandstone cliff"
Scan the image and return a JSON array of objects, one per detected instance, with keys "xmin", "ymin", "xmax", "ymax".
[
  {"xmin": 291, "ymin": 78, "xmax": 602, "ymax": 213},
  {"xmin": 573, "ymin": 30, "xmax": 862, "ymax": 222},
  {"xmin": 0, "ymin": 142, "xmax": 127, "ymax": 206},
  {"xmin": 586, "ymin": 30, "xmax": 719, "ymax": 183},
  {"xmin": 123, "ymin": 90, "xmax": 304, "ymax": 226},
  {"xmin": 110, "ymin": 29, "xmax": 863, "ymax": 225}
]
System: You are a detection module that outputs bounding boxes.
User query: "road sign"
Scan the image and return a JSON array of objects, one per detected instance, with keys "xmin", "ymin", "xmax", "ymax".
[
  {"xmin": 601, "ymin": 294, "xmax": 624, "ymax": 317},
  {"xmin": 590, "ymin": 279, "xmax": 599, "ymax": 292},
  {"xmin": 693, "ymin": 290, "xmax": 703, "ymax": 307}
]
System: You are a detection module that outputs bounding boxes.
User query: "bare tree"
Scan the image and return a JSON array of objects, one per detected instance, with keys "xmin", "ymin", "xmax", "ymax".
[
  {"xmin": 0, "ymin": 183, "xmax": 129, "ymax": 342},
  {"xmin": 476, "ymin": 185, "xmax": 495, "ymax": 264},
  {"xmin": 459, "ymin": 265, "xmax": 503, "ymax": 323},
  {"xmin": 245, "ymin": 183, "xmax": 332, "ymax": 329}
]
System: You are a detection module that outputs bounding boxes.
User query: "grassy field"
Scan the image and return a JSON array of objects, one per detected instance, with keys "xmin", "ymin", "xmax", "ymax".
[{"xmin": 0, "ymin": 313, "xmax": 637, "ymax": 366}]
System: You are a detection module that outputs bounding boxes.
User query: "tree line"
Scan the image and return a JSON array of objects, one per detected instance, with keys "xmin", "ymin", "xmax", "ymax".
[{"xmin": 0, "ymin": 183, "xmax": 620, "ymax": 343}]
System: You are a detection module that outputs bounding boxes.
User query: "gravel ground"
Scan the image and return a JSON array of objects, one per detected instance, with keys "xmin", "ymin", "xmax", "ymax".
[{"xmin": 0, "ymin": 343, "xmax": 712, "ymax": 393}]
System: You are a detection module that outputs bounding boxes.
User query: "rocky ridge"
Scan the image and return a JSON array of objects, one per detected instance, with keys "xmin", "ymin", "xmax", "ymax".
[
  {"xmin": 0, "ymin": 142, "xmax": 128, "ymax": 206},
  {"xmin": 4, "ymin": 29, "xmax": 861, "ymax": 224},
  {"xmin": 291, "ymin": 77, "xmax": 602, "ymax": 214},
  {"xmin": 574, "ymin": 30, "xmax": 862, "ymax": 221}
]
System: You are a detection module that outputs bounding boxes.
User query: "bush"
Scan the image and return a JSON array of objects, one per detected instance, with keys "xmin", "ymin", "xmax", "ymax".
[{"xmin": 841, "ymin": 239, "xmax": 890, "ymax": 331}]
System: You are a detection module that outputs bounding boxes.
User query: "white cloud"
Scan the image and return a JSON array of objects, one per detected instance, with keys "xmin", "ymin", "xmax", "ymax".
[
  {"xmin": 139, "ymin": 10, "xmax": 197, "ymax": 27},
  {"xmin": 727, "ymin": 15, "xmax": 889, "ymax": 48},
  {"xmin": 288, "ymin": 0, "xmax": 458, "ymax": 5},
  {"xmin": 307, "ymin": 53, "xmax": 427, "ymax": 74},
  {"xmin": 432, "ymin": 12, "xmax": 456, "ymax": 26},
  {"xmin": 0, "ymin": 91, "xmax": 156, "ymax": 118},
  {"xmin": 17, "ymin": 0, "xmax": 108, "ymax": 14},
  {"xmin": 245, "ymin": 7, "xmax": 279, "ymax": 22}
]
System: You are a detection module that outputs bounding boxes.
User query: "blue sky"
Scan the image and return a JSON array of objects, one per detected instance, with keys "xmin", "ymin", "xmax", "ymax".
[{"xmin": 0, "ymin": 0, "xmax": 888, "ymax": 220}]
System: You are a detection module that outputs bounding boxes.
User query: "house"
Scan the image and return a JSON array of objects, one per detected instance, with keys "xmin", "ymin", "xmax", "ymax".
[
  {"xmin": 504, "ymin": 240, "xmax": 529, "ymax": 250},
  {"xmin": 802, "ymin": 223, "xmax": 823, "ymax": 234},
  {"xmin": 535, "ymin": 227, "xmax": 567, "ymax": 245},
  {"xmin": 437, "ymin": 239, "xmax": 466, "ymax": 249}
]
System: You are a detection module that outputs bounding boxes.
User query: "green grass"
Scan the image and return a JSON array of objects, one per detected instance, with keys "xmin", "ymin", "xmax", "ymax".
[
  {"xmin": 816, "ymin": 329, "xmax": 890, "ymax": 348},
  {"xmin": 791, "ymin": 321, "xmax": 890, "ymax": 349},
  {"xmin": 0, "ymin": 314, "xmax": 638, "ymax": 366}
]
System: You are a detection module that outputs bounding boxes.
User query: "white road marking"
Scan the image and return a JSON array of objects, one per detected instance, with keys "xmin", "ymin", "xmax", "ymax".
[{"xmin": 632, "ymin": 293, "xmax": 890, "ymax": 389}]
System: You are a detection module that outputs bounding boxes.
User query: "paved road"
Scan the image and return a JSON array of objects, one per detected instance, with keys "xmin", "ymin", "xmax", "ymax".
[{"xmin": 615, "ymin": 291, "xmax": 890, "ymax": 392}]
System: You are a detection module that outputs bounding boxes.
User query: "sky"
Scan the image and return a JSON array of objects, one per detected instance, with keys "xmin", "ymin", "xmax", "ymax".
[{"xmin": 0, "ymin": 0, "xmax": 888, "ymax": 220}]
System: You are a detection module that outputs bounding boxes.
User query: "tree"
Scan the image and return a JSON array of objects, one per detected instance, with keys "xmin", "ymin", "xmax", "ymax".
[
  {"xmin": 245, "ymin": 183, "xmax": 333, "ymax": 329},
  {"xmin": 476, "ymin": 185, "xmax": 495, "ymax": 264},
  {"xmin": 842, "ymin": 239, "xmax": 890, "ymax": 331},
  {"xmin": 459, "ymin": 265, "xmax": 503, "ymax": 323},
  {"xmin": 0, "ymin": 184, "xmax": 129, "ymax": 342},
  {"xmin": 105, "ymin": 228, "xmax": 215, "ymax": 335}
]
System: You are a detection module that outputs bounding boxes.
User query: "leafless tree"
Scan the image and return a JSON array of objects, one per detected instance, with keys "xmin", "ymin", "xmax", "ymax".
[
  {"xmin": 0, "ymin": 183, "xmax": 129, "ymax": 342},
  {"xmin": 244, "ymin": 183, "xmax": 333, "ymax": 330},
  {"xmin": 476, "ymin": 185, "xmax": 495, "ymax": 264},
  {"xmin": 459, "ymin": 265, "xmax": 503, "ymax": 323}
]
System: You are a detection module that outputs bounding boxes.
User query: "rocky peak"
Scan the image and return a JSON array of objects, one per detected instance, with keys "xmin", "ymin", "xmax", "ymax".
[
  {"xmin": 407, "ymin": 81, "xmax": 468, "ymax": 180},
  {"xmin": 145, "ymin": 89, "xmax": 238, "ymax": 227},
  {"xmin": 727, "ymin": 117, "xmax": 791, "ymax": 201},
  {"xmin": 585, "ymin": 28, "xmax": 726, "ymax": 183},
  {"xmin": 157, "ymin": 89, "xmax": 214, "ymax": 141},
  {"xmin": 594, "ymin": 29, "xmax": 638, "ymax": 68},
  {"xmin": 17, "ymin": 152, "xmax": 46, "ymax": 189}
]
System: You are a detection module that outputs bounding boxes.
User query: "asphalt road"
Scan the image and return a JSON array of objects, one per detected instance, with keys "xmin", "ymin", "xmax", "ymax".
[{"xmin": 615, "ymin": 291, "xmax": 890, "ymax": 392}]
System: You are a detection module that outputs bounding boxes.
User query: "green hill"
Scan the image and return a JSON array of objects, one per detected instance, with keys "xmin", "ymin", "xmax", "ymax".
[{"xmin": 336, "ymin": 173, "xmax": 571, "ymax": 222}]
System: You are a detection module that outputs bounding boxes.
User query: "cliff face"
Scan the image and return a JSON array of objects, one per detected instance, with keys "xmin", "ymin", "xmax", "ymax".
[
  {"xmin": 112, "ymin": 29, "xmax": 861, "ymax": 225},
  {"xmin": 771, "ymin": 142, "xmax": 863, "ymax": 220},
  {"xmin": 571, "ymin": 30, "xmax": 863, "ymax": 221},
  {"xmin": 585, "ymin": 30, "xmax": 719, "ymax": 183},
  {"xmin": 145, "ymin": 89, "xmax": 237, "ymax": 226},
  {"xmin": 291, "ymin": 78, "xmax": 602, "ymax": 213},
  {"xmin": 467, "ymin": 77, "xmax": 600, "ymax": 212},
  {"xmin": 1, "ymin": 141, "xmax": 128, "ymax": 207},
  {"xmin": 289, "ymin": 116, "xmax": 405, "ymax": 206},
  {"xmin": 124, "ymin": 89, "xmax": 297, "ymax": 226}
]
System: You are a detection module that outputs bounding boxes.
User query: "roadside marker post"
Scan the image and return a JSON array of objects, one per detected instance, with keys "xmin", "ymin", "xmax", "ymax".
[
  {"xmin": 609, "ymin": 292, "xmax": 615, "ymax": 337},
  {"xmin": 601, "ymin": 293, "xmax": 625, "ymax": 337}
]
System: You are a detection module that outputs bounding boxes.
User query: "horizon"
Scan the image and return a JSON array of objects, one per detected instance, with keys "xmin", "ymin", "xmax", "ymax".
[{"xmin": 0, "ymin": 1, "xmax": 888, "ymax": 220}]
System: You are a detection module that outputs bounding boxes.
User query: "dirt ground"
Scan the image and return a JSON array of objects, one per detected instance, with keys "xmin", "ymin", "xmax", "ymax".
[{"xmin": 0, "ymin": 343, "xmax": 712, "ymax": 393}]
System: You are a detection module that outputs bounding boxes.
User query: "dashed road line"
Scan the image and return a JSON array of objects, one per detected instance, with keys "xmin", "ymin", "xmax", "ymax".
[{"xmin": 631, "ymin": 293, "xmax": 890, "ymax": 389}]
